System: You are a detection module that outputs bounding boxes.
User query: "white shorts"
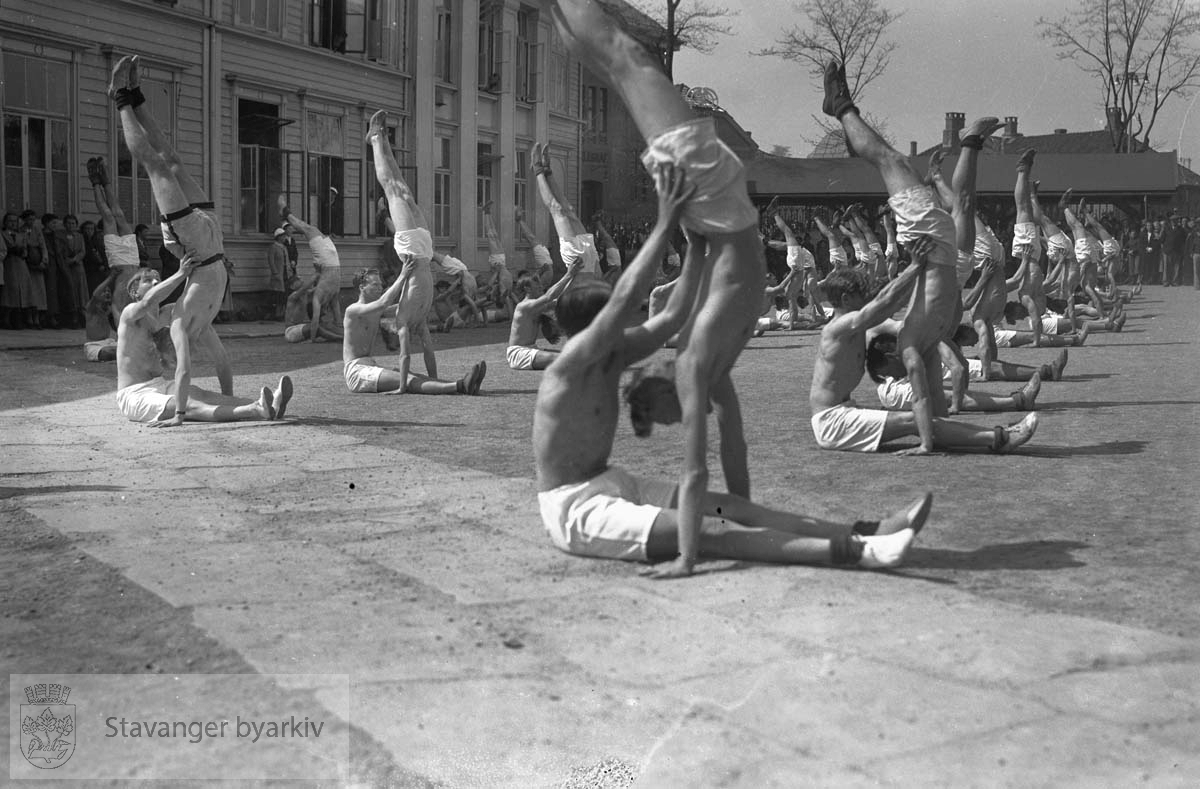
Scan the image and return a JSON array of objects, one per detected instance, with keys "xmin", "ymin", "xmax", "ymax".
[
  {"xmin": 394, "ymin": 227, "xmax": 434, "ymax": 260},
  {"xmin": 786, "ymin": 245, "xmax": 815, "ymax": 271},
  {"xmin": 868, "ymin": 242, "xmax": 883, "ymax": 259},
  {"xmin": 853, "ymin": 238, "xmax": 871, "ymax": 265},
  {"xmin": 1074, "ymin": 236, "xmax": 1096, "ymax": 264},
  {"xmin": 1101, "ymin": 239, "xmax": 1121, "ymax": 261},
  {"xmin": 640, "ymin": 116, "xmax": 758, "ymax": 235},
  {"xmin": 810, "ymin": 401, "xmax": 888, "ymax": 452},
  {"xmin": 284, "ymin": 324, "xmax": 306, "ymax": 343},
  {"xmin": 103, "ymin": 234, "xmax": 139, "ymax": 268},
  {"xmin": 955, "ymin": 250, "xmax": 974, "ymax": 288},
  {"xmin": 344, "ymin": 356, "xmax": 387, "ymax": 393},
  {"xmin": 876, "ymin": 378, "xmax": 913, "ymax": 411},
  {"xmin": 942, "ymin": 358, "xmax": 984, "ymax": 383},
  {"xmin": 829, "ymin": 245, "xmax": 848, "ymax": 266},
  {"xmin": 560, "ymin": 234, "xmax": 600, "ymax": 274},
  {"xmin": 973, "ymin": 221, "xmax": 1004, "ymax": 266},
  {"xmin": 309, "ymin": 235, "xmax": 341, "ymax": 270},
  {"xmin": 994, "ymin": 329, "xmax": 1017, "ymax": 347},
  {"xmin": 537, "ymin": 466, "xmax": 677, "ymax": 561},
  {"xmin": 488, "ymin": 252, "xmax": 506, "ymax": 268},
  {"xmin": 1041, "ymin": 313, "xmax": 1066, "ymax": 334},
  {"xmin": 116, "ymin": 378, "xmax": 175, "ymax": 423},
  {"xmin": 532, "ymin": 244, "xmax": 553, "ymax": 270},
  {"xmin": 604, "ymin": 247, "xmax": 621, "ymax": 271},
  {"xmin": 1012, "ymin": 222, "xmax": 1042, "ymax": 260},
  {"xmin": 888, "ymin": 185, "xmax": 956, "ymax": 271},
  {"xmin": 1047, "ymin": 232, "xmax": 1071, "ymax": 255},
  {"xmin": 85, "ymin": 338, "xmax": 118, "ymax": 362},
  {"xmin": 506, "ymin": 344, "xmax": 539, "ymax": 370}
]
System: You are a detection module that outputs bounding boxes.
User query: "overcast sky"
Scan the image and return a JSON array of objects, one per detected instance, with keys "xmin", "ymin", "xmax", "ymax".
[{"xmin": 671, "ymin": 0, "xmax": 1200, "ymax": 167}]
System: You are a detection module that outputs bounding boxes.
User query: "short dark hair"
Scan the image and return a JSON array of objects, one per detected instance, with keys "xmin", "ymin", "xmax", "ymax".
[
  {"xmin": 624, "ymin": 358, "xmax": 677, "ymax": 438},
  {"xmin": 42, "ymin": 213, "xmax": 58, "ymax": 226},
  {"xmin": 19, "ymin": 209, "xmax": 37, "ymax": 220},
  {"xmin": 865, "ymin": 332, "xmax": 897, "ymax": 384},
  {"xmin": 952, "ymin": 323, "xmax": 978, "ymax": 347},
  {"xmin": 353, "ymin": 267, "xmax": 381, "ymax": 290},
  {"xmin": 1003, "ymin": 301, "xmax": 1029, "ymax": 325},
  {"xmin": 554, "ymin": 280, "xmax": 612, "ymax": 337},
  {"xmin": 821, "ymin": 266, "xmax": 872, "ymax": 306},
  {"xmin": 134, "ymin": 223, "xmax": 149, "ymax": 235}
]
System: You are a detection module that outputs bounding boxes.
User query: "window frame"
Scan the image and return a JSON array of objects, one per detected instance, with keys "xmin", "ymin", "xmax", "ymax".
[
  {"xmin": 432, "ymin": 133, "xmax": 455, "ymax": 239},
  {"xmin": 235, "ymin": 0, "xmax": 284, "ymax": 35}
]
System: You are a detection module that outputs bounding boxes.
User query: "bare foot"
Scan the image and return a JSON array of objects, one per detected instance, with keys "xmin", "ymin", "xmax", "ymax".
[
  {"xmin": 857, "ymin": 530, "xmax": 916, "ymax": 569},
  {"xmin": 876, "ymin": 493, "xmax": 933, "ymax": 537},
  {"xmin": 1049, "ymin": 349, "xmax": 1068, "ymax": 381},
  {"xmin": 107, "ymin": 55, "xmax": 135, "ymax": 100},
  {"xmin": 1013, "ymin": 371, "xmax": 1041, "ymax": 410},
  {"xmin": 273, "ymin": 375, "xmax": 293, "ymax": 420},
  {"xmin": 365, "ymin": 109, "xmax": 386, "ymax": 145},
  {"xmin": 257, "ymin": 386, "xmax": 276, "ymax": 420},
  {"xmin": 995, "ymin": 413, "xmax": 1038, "ymax": 454}
]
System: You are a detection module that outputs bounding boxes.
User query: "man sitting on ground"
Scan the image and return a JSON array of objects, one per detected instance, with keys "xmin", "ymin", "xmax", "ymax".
[
  {"xmin": 810, "ymin": 243, "xmax": 1038, "ymax": 454},
  {"xmin": 507, "ymin": 258, "xmax": 583, "ymax": 370},
  {"xmin": 117, "ymin": 263, "xmax": 292, "ymax": 425},
  {"xmin": 342, "ymin": 261, "xmax": 485, "ymax": 395}
]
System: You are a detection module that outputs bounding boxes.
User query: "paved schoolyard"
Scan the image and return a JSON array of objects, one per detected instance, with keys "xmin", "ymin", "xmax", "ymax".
[{"xmin": 2, "ymin": 287, "xmax": 1199, "ymax": 786}]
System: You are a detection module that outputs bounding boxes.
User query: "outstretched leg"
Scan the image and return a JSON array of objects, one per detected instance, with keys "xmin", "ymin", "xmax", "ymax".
[{"xmin": 366, "ymin": 110, "xmax": 428, "ymax": 232}]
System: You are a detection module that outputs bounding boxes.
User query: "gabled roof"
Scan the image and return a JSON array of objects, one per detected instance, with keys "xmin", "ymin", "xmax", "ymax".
[
  {"xmin": 743, "ymin": 151, "xmax": 1181, "ymax": 198},
  {"xmin": 595, "ymin": 0, "xmax": 669, "ymax": 49}
]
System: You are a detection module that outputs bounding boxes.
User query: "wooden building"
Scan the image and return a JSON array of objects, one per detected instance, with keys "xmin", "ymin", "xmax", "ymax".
[{"xmin": 0, "ymin": 0, "xmax": 661, "ymax": 310}]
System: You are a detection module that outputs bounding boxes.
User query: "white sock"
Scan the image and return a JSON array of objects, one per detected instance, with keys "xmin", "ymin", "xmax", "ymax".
[{"xmin": 857, "ymin": 529, "xmax": 914, "ymax": 569}]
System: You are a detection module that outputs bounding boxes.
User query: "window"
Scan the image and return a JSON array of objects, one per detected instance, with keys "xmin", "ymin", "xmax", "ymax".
[
  {"xmin": 435, "ymin": 3, "xmax": 455, "ymax": 84},
  {"xmin": 367, "ymin": 116, "xmax": 415, "ymax": 237},
  {"xmin": 478, "ymin": 2, "xmax": 502, "ymax": 92},
  {"xmin": 235, "ymin": 0, "xmax": 283, "ymax": 34},
  {"xmin": 2, "ymin": 53, "xmax": 71, "ymax": 215},
  {"xmin": 583, "ymin": 85, "xmax": 607, "ymax": 142},
  {"xmin": 306, "ymin": 111, "xmax": 356, "ymax": 235},
  {"xmin": 515, "ymin": 7, "xmax": 539, "ymax": 103},
  {"xmin": 237, "ymin": 99, "xmax": 299, "ymax": 233},
  {"xmin": 476, "ymin": 141, "xmax": 496, "ymax": 236},
  {"xmin": 433, "ymin": 134, "xmax": 454, "ymax": 238},
  {"xmin": 368, "ymin": 0, "xmax": 411, "ymax": 69},
  {"xmin": 548, "ymin": 26, "xmax": 570, "ymax": 113},
  {"xmin": 513, "ymin": 146, "xmax": 530, "ymax": 220}
]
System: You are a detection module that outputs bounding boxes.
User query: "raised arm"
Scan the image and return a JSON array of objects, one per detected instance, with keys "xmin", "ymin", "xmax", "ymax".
[
  {"xmin": 364, "ymin": 259, "xmax": 415, "ymax": 312},
  {"xmin": 527, "ymin": 258, "xmax": 583, "ymax": 310},
  {"xmin": 124, "ymin": 259, "xmax": 197, "ymax": 321},
  {"xmin": 961, "ymin": 258, "xmax": 997, "ymax": 310},
  {"xmin": 622, "ymin": 228, "xmax": 708, "ymax": 362},
  {"xmin": 568, "ymin": 163, "xmax": 693, "ymax": 355},
  {"xmin": 1006, "ymin": 250, "xmax": 1031, "ymax": 291},
  {"xmin": 847, "ymin": 236, "xmax": 931, "ymax": 331}
]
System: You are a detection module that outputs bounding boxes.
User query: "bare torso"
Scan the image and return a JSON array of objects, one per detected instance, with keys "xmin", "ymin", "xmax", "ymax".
[
  {"xmin": 533, "ymin": 344, "xmax": 623, "ymax": 491},
  {"xmin": 342, "ymin": 302, "xmax": 386, "ymax": 362},
  {"xmin": 116, "ymin": 305, "xmax": 167, "ymax": 390},
  {"xmin": 810, "ymin": 314, "xmax": 867, "ymax": 412},
  {"xmin": 508, "ymin": 300, "xmax": 540, "ymax": 347}
]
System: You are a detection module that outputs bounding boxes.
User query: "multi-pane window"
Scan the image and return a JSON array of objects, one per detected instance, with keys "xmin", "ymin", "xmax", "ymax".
[
  {"xmin": 548, "ymin": 26, "xmax": 570, "ymax": 114},
  {"xmin": 2, "ymin": 53, "xmax": 71, "ymax": 215},
  {"xmin": 236, "ymin": 0, "xmax": 283, "ymax": 34},
  {"xmin": 237, "ymin": 98, "xmax": 298, "ymax": 233},
  {"xmin": 435, "ymin": 3, "xmax": 455, "ymax": 84},
  {"xmin": 433, "ymin": 135, "xmax": 454, "ymax": 238},
  {"xmin": 513, "ymin": 147, "xmax": 529, "ymax": 219},
  {"xmin": 583, "ymin": 85, "xmax": 608, "ymax": 142},
  {"xmin": 306, "ymin": 111, "xmax": 354, "ymax": 236},
  {"xmin": 478, "ymin": 2, "xmax": 502, "ymax": 92},
  {"xmin": 476, "ymin": 141, "xmax": 495, "ymax": 236},
  {"xmin": 515, "ymin": 7, "xmax": 539, "ymax": 103},
  {"xmin": 367, "ymin": 117, "xmax": 415, "ymax": 237},
  {"xmin": 308, "ymin": 0, "xmax": 410, "ymax": 68}
]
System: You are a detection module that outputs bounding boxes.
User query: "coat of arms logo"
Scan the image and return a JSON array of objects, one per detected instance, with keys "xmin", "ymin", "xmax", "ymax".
[{"xmin": 20, "ymin": 683, "xmax": 75, "ymax": 768}]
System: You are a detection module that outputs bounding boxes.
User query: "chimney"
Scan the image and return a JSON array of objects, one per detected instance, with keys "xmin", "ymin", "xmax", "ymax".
[
  {"xmin": 1004, "ymin": 116, "xmax": 1018, "ymax": 137},
  {"xmin": 1053, "ymin": 128, "xmax": 1067, "ymax": 134},
  {"xmin": 943, "ymin": 112, "xmax": 965, "ymax": 149},
  {"xmin": 910, "ymin": 140, "xmax": 917, "ymax": 156}
]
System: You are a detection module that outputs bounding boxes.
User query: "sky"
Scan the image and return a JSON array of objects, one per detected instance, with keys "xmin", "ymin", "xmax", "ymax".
[{"xmin": 670, "ymin": 0, "xmax": 1200, "ymax": 167}]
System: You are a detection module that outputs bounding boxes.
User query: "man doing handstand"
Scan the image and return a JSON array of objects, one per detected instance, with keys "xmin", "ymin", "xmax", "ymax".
[{"xmin": 277, "ymin": 197, "xmax": 344, "ymax": 344}]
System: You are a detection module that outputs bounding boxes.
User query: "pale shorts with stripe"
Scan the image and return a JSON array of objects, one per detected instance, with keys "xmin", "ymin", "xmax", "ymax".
[
  {"xmin": 506, "ymin": 344, "xmax": 539, "ymax": 370},
  {"xmin": 116, "ymin": 378, "xmax": 175, "ymax": 423},
  {"xmin": 560, "ymin": 233, "xmax": 600, "ymax": 275},
  {"xmin": 160, "ymin": 208, "xmax": 224, "ymax": 262},
  {"xmin": 810, "ymin": 401, "xmax": 888, "ymax": 452},
  {"xmin": 640, "ymin": 116, "xmax": 757, "ymax": 235},
  {"xmin": 888, "ymin": 185, "xmax": 956, "ymax": 272},
  {"xmin": 995, "ymin": 329, "xmax": 1018, "ymax": 347},
  {"xmin": 538, "ymin": 466, "xmax": 678, "ymax": 561},
  {"xmin": 103, "ymin": 234, "xmax": 139, "ymax": 268}
]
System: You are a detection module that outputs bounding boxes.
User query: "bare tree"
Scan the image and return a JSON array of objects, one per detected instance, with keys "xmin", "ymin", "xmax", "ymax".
[
  {"xmin": 1039, "ymin": 0, "xmax": 1200, "ymax": 153},
  {"xmin": 755, "ymin": 0, "xmax": 900, "ymax": 101},
  {"xmin": 754, "ymin": 0, "xmax": 900, "ymax": 156},
  {"xmin": 620, "ymin": 1, "xmax": 736, "ymax": 79}
]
